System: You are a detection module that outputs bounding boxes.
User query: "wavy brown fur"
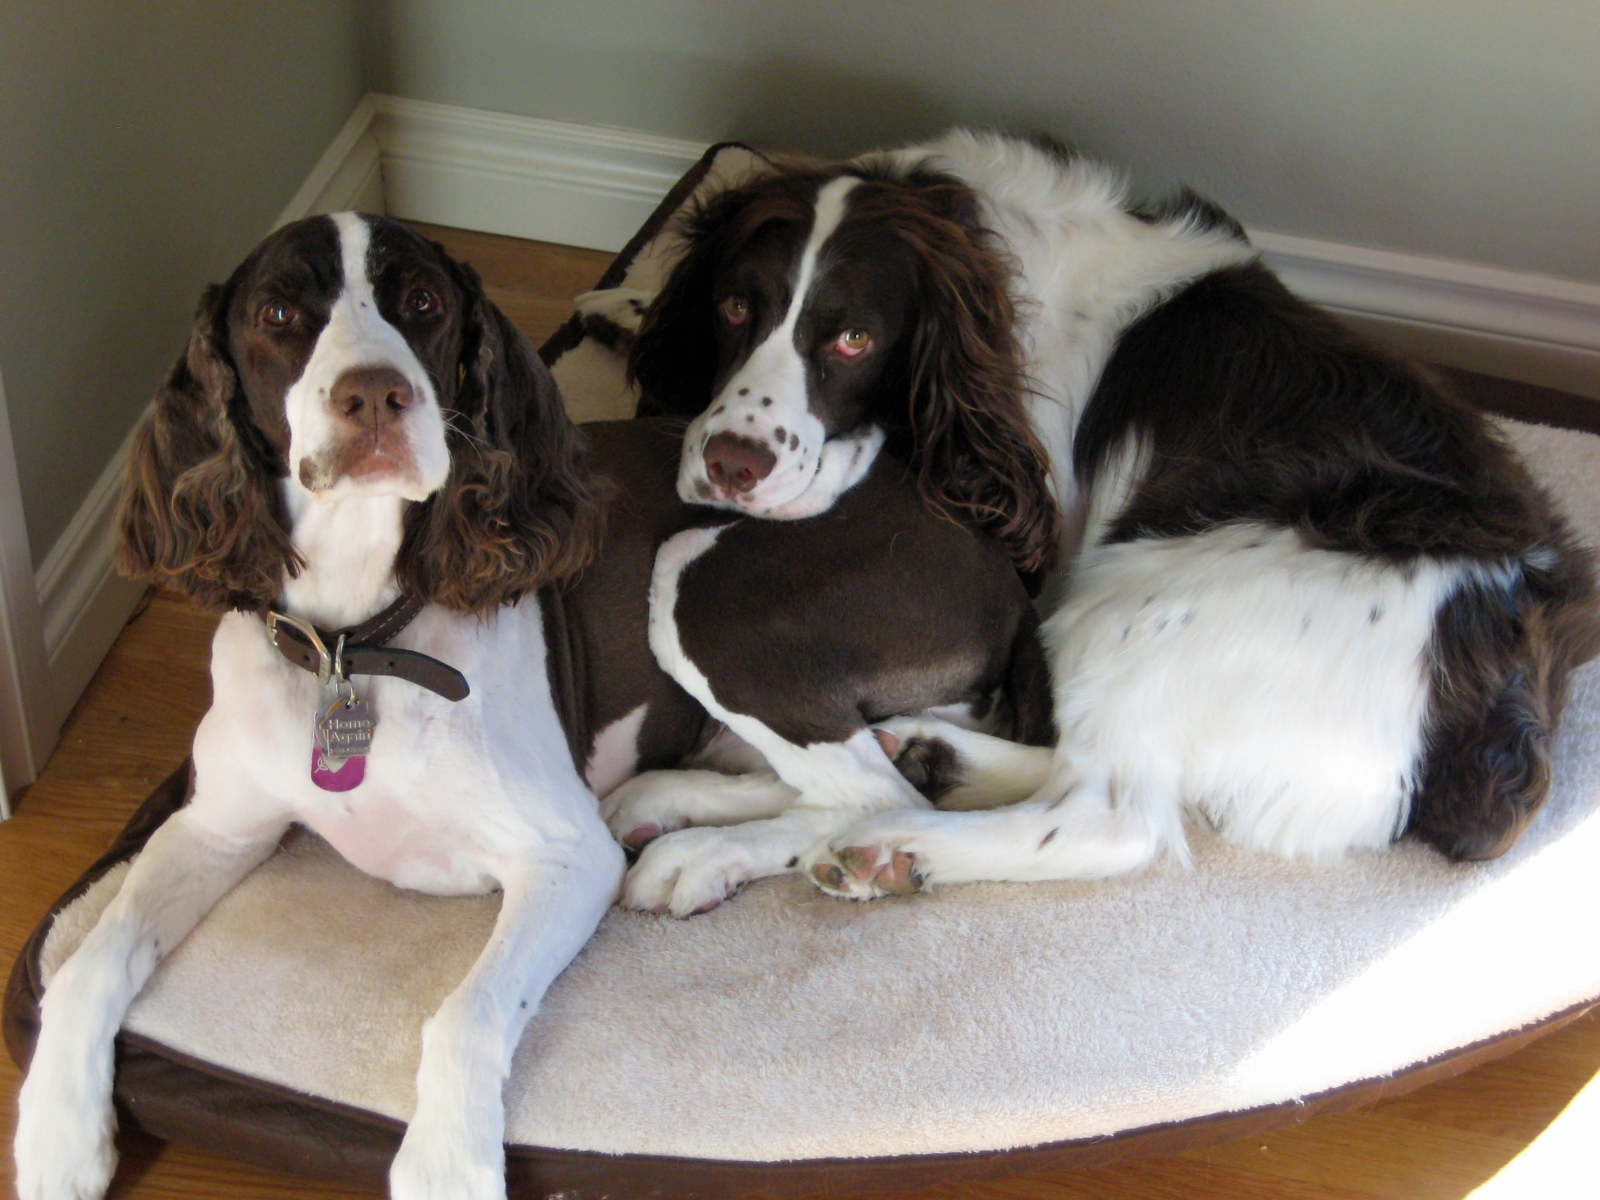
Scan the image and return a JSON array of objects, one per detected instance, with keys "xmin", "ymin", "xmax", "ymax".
[
  {"xmin": 853, "ymin": 176, "xmax": 1059, "ymax": 582},
  {"xmin": 396, "ymin": 256, "xmax": 597, "ymax": 610},
  {"xmin": 116, "ymin": 283, "xmax": 302, "ymax": 611}
]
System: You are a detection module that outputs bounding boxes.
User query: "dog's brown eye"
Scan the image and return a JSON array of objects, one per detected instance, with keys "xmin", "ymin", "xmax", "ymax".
[
  {"xmin": 260, "ymin": 301, "xmax": 297, "ymax": 328},
  {"xmin": 836, "ymin": 328, "xmax": 872, "ymax": 358},
  {"xmin": 721, "ymin": 294, "xmax": 749, "ymax": 326},
  {"xmin": 406, "ymin": 287, "xmax": 440, "ymax": 316}
]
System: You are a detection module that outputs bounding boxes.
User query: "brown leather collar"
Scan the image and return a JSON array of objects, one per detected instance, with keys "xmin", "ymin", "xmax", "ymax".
[{"xmin": 265, "ymin": 595, "xmax": 470, "ymax": 702}]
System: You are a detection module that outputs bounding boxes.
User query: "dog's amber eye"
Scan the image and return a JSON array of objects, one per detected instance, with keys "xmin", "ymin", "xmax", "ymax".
[
  {"xmin": 835, "ymin": 328, "xmax": 872, "ymax": 358},
  {"xmin": 721, "ymin": 294, "xmax": 749, "ymax": 326},
  {"xmin": 260, "ymin": 301, "xmax": 297, "ymax": 328},
  {"xmin": 406, "ymin": 287, "xmax": 440, "ymax": 316}
]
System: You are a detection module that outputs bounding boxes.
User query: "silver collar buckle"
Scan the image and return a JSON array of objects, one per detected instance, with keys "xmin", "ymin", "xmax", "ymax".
[{"xmin": 266, "ymin": 611, "xmax": 333, "ymax": 684}]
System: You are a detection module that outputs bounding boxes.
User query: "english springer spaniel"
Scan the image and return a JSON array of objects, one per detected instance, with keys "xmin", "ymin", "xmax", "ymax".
[
  {"xmin": 586, "ymin": 162, "xmax": 1063, "ymax": 911},
  {"xmin": 14, "ymin": 213, "xmax": 1047, "ymax": 1200},
  {"xmin": 608, "ymin": 131, "xmax": 1597, "ymax": 902}
]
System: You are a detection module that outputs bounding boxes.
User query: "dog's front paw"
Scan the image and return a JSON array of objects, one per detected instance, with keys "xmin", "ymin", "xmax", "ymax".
[
  {"xmin": 14, "ymin": 1063, "xmax": 118, "ymax": 1200},
  {"xmin": 389, "ymin": 1127, "xmax": 504, "ymax": 1200},
  {"xmin": 800, "ymin": 814, "xmax": 937, "ymax": 901},
  {"xmin": 391, "ymin": 1008, "xmax": 509, "ymax": 1200},
  {"xmin": 390, "ymin": 1088, "xmax": 505, "ymax": 1200},
  {"xmin": 621, "ymin": 827, "xmax": 755, "ymax": 917}
]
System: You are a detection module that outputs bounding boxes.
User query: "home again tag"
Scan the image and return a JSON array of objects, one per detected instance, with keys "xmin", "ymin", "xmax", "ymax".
[
  {"xmin": 311, "ymin": 693, "xmax": 375, "ymax": 792},
  {"xmin": 318, "ymin": 694, "xmax": 375, "ymax": 758}
]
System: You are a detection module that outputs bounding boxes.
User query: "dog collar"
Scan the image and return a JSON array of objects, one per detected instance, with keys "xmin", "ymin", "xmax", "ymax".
[{"xmin": 265, "ymin": 595, "xmax": 470, "ymax": 702}]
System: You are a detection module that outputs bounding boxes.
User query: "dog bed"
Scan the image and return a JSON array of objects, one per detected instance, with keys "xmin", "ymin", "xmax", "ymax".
[{"xmin": 8, "ymin": 144, "xmax": 1600, "ymax": 1197}]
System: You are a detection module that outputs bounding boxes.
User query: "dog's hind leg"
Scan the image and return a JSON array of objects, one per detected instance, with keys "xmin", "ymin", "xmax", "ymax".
[
  {"xmin": 14, "ymin": 801, "xmax": 289, "ymax": 1200},
  {"xmin": 618, "ymin": 728, "xmax": 925, "ymax": 916},
  {"xmin": 621, "ymin": 805, "xmax": 870, "ymax": 915},
  {"xmin": 388, "ymin": 821, "xmax": 623, "ymax": 1200}
]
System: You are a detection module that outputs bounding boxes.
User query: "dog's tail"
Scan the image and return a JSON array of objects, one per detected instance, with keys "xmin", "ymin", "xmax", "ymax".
[{"xmin": 1410, "ymin": 542, "xmax": 1599, "ymax": 861}]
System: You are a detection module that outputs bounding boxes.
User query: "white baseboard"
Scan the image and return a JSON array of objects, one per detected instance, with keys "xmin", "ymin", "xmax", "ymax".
[
  {"xmin": 33, "ymin": 423, "xmax": 147, "ymax": 730},
  {"xmin": 273, "ymin": 94, "xmax": 386, "ymax": 229},
  {"xmin": 371, "ymin": 96, "xmax": 706, "ymax": 252},
  {"xmin": 1253, "ymin": 230, "xmax": 1600, "ymax": 400}
]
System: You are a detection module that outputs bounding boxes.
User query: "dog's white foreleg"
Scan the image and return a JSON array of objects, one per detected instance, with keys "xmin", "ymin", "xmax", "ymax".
[
  {"xmin": 14, "ymin": 803, "xmax": 289, "ymax": 1200},
  {"xmin": 388, "ymin": 827, "xmax": 623, "ymax": 1200},
  {"xmin": 620, "ymin": 805, "xmax": 862, "ymax": 916},
  {"xmin": 600, "ymin": 769, "xmax": 799, "ymax": 848}
]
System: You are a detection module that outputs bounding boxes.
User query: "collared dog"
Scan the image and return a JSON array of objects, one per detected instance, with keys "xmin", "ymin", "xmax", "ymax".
[
  {"xmin": 13, "ymin": 212, "xmax": 1049, "ymax": 1199},
  {"xmin": 601, "ymin": 131, "xmax": 1596, "ymax": 902}
]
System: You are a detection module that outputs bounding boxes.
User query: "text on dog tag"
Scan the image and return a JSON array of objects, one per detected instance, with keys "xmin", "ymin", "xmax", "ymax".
[{"xmin": 316, "ymin": 694, "xmax": 375, "ymax": 760}]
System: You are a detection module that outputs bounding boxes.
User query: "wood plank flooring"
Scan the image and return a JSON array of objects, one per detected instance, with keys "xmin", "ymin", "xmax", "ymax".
[{"xmin": 2, "ymin": 228, "xmax": 1595, "ymax": 1200}]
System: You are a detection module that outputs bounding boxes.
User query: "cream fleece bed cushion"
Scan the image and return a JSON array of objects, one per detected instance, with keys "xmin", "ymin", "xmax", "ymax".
[{"xmin": 17, "ymin": 146, "xmax": 1600, "ymax": 1183}]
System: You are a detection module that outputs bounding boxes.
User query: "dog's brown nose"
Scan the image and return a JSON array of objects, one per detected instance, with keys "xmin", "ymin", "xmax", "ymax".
[
  {"xmin": 330, "ymin": 367, "xmax": 413, "ymax": 428},
  {"xmin": 703, "ymin": 433, "xmax": 776, "ymax": 493}
]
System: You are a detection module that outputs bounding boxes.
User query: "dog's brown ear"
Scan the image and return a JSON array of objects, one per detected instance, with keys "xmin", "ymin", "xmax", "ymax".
[
  {"xmin": 117, "ymin": 284, "xmax": 299, "ymax": 611},
  {"xmin": 396, "ymin": 259, "xmax": 597, "ymax": 611},
  {"xmin": 627, "ymin": 203, "xmax": 733, "ymax": 419},
  {"xmin": 883, "ymin": 177, "xmax": 1062, "ymax": 588}
]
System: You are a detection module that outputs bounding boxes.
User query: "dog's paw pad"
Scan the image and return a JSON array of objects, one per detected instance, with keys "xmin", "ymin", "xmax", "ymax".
[{"xmin": 806, "ymin": 844, "xmax": 922, "ymax": 900}]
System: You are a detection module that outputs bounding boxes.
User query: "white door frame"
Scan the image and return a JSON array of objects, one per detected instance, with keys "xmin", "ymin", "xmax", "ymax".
[{"xmin": 0, "ymin": 362, "xmax": 57, "ymax": 815}]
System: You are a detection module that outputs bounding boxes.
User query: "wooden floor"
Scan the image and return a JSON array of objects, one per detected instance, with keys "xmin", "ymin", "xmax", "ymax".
[{"xmin": 2, "ymin": 226, "xmax": 1596, "ymax": 1200}]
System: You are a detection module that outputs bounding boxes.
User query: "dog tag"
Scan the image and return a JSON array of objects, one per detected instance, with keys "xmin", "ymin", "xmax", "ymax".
[
  {"xmin": 316, "ymin": 693, "xmax": 375, "ymax": 759},
  {"xmin": 311, "ymin": 687, "xmax": 375, "ymax": 792}
]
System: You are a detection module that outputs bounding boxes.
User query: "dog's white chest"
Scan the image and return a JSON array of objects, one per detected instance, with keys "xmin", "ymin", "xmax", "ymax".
[{"xmin": 300, "ymin": 793, "xmax": 499, "ymax": 895}]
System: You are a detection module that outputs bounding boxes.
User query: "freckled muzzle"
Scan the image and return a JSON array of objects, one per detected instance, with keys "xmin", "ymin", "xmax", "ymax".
[{"xmin": 680, "ymin": 395, "xmax": 825, "ymax": 511}]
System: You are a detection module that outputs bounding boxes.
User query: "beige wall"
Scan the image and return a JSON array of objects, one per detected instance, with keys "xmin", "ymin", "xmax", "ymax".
[
  {"xmin": 0, "ymin": 1, "xmax": 368, "ymax": 567},
  {"xmin": 367, "ymin": 0, "xmax": 1600, "ymax": 284}
]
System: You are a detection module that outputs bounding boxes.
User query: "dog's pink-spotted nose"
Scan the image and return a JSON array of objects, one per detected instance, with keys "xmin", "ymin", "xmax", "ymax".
[
  {"xmin": 703, "ymin": 432, "xmax": 776, "ymax": 494},
  {"xmin": 330, "ymin": 366, "xmax": 413, "ymax": 429}
]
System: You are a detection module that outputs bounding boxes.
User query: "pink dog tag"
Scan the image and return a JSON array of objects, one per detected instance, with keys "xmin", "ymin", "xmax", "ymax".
[
  {"xmin": 310, "ymin": 681, "xmax": 374, "ymax": 792},
  {"xmin": 311, "ymin": 746, "xmax": 366, "ymax": 791}
]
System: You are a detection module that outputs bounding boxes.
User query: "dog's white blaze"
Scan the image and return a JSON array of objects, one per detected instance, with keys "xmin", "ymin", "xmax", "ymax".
[
  {"xmin": 284, "ymin": 213, "xmax": 450, "ymax": 506},
  {"xmin": 678, "ymin": 176, "xmax": 881, "ymax": 516}
]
